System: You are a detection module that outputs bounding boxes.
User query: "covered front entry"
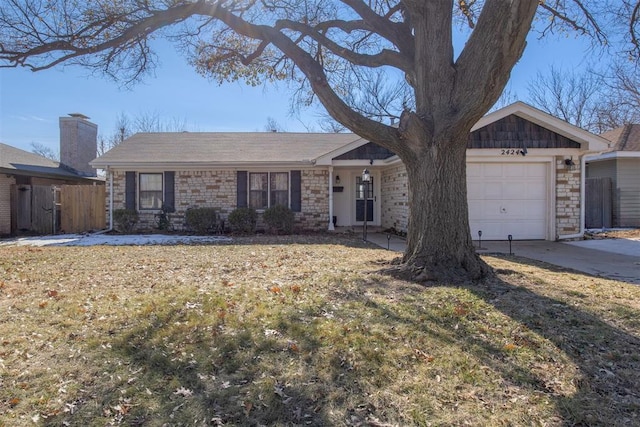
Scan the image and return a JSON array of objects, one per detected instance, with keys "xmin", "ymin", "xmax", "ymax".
[
  {"xmin": 330, "ymin": 169, "xmax": 381, "ymax": 228},
  {"xmin": 467, "ymin": 162, "xmax": 550, "ymax": 240}
]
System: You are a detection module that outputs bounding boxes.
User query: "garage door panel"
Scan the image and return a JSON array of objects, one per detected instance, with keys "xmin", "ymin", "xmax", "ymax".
[
  {"xmin": 503, "ymin": 182, "xmax": 529, "ymax": 199},
  {"xmin": 467, "ymin": 164, "xmax": 482, "ymax": 178},
  {"xmin": 482, "ymin": 164, "xmax": 504, "ymax": 177},
  {"xmin": 467, "ymin": 162, "xmax": 549, "ymax": 240}
]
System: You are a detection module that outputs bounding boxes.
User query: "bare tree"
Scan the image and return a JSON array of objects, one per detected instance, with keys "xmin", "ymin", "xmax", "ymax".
[
  {"xmin": 527, "ymin": 63, "xmax": 640, "ymax": 134},
  {"xmin": 0, "ymin": 0, "xmax": 611, "ymax": 281},
  {"xmin": 527, "ymin": 65, "xmax": 602, "ymax": 131},
  {"xmin": 264, "ymin": 116, "xmax": 286, "ymax": 132},
  {"xmin": 30, "ymin": 141, "xmax": 58, "ymax": 160},
  {"xmin": 597, "ymin": 61, "xmax": 640, "ymax": 129},
  {"xmin": 98, "ymin": 111, "xmax": 190, "ymax": 155}
]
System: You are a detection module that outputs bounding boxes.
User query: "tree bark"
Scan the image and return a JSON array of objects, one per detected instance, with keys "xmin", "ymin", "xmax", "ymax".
[{"xmin": 400, "ymin": 130, "xmax": 492, "ymax": 283}]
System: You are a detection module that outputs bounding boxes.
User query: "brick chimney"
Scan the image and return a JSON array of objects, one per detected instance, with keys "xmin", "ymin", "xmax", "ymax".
[{"xmin": 59, "ymin": 113, "xmax": 97, "ymax": 177}]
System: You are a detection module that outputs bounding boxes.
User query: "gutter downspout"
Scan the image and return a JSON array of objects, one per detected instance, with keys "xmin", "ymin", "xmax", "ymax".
[{"xmin": 328, "ymin": 166, "xmax": 335, "ymax": 231}]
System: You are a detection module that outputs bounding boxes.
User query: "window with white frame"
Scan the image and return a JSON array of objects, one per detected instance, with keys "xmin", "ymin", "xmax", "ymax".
[
  {"xmin": 139, "ymin": 173, "xmax": 163, "ymax": 209},
  {"xmin": 249, "ymin": 172, "xmax": 289, "ymax": 209},
  {"xmin": 270, "ymin": 172, "xmax": 289, "ymax": 207}
]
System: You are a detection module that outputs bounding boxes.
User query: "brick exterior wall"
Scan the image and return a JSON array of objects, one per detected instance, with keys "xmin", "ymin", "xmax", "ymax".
[
  {"xmin": 0, "ymin": 174, "xmax": 16, "ymax": 235},
  {"xmin": 380, "ymin": 164, "xmax": 409, "ymax": 232},
  {"xmin": 299, "ymin": 169, "xmax": 330, "ymax": 230},
  {"xmin": 109, "ymin": 169, "xmax": 330, "ymax": 232},
  {"xmin": 555, "ymin": 157, "xmax": 582, "ymax": 237}
]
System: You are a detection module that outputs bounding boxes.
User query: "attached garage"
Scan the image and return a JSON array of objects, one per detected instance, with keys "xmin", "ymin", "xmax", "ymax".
[
  {"xmin": 379, "ymin": 102, "xmax": 611, "ymax": 241},
  {"xmin": 467, "ymin": 162, "xmax": 550, "ymax": 240}
]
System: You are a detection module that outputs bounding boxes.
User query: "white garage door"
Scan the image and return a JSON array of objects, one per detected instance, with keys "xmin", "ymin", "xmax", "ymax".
[{"xmin": 467, "ymin": 162, "xmax": 548, "ymax": 240}]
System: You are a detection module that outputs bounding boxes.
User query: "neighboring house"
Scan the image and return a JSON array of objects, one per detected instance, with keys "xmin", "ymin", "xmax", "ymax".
[
  {"xmin": 0, "ymin": 114, "xmax": 102, "ymax": 235},
  {"xmin": 586, "ymin": 124, "xmax": 640, "ymax": 228},
  {"xmin": 91, "ymin": 102, "xmax": 608, "ymax": 241}
]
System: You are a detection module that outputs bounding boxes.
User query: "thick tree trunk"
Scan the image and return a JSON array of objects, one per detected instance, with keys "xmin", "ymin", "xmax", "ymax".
[{"xmin": 400, "ymin": 133, "xmax": 492, "ymax": 283}]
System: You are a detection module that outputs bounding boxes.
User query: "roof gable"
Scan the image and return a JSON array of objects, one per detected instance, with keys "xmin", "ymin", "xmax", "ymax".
[
  {"xmin": 468, "ymin": 114, "xmax": 581, "ymax": 149},
  {"xmin": 333, "ymin": 142, "xmax": 395, "ymax": 160},
  {"xmin": 472, "ymin": 101, "xmax": 609, "ymax": 152}
]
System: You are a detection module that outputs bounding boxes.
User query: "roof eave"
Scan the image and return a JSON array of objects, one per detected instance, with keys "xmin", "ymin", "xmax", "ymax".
[
  {"xmin": 91, "ymin": 160, "xmax": 318, "ymax": 170},
  {"xmin": 587, "ymin": 151, "xmax": 640, "ymax": 162},
  {"xmin": 0, "ymin": 167, "xmax": 97, "ymax": 182}
]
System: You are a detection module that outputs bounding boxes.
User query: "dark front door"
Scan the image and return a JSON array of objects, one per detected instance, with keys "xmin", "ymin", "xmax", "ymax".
[{"xmin": 355, "ymin": 176, "xmax": 373, "ymax": 222}]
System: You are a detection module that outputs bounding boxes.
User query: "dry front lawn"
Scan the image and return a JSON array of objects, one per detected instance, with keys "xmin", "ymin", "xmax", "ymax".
[{"xmin": 1, "ymin": 235, "xmax": 639, "ymax": 426}]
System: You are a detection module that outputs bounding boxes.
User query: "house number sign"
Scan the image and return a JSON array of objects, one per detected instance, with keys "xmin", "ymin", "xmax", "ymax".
[{"xmin": 500, "ymin": 149, "xmax": 526, "ymax": 156}]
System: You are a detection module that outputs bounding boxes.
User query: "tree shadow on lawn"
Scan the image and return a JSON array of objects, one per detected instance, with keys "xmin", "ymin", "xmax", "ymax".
[
  {"xmin": 42, "ymin": 252, "xmax": 639, "ymax": 426},
  {"xmin": 376, "ymin": 255, "xmax": 640, "ymax": 426}
]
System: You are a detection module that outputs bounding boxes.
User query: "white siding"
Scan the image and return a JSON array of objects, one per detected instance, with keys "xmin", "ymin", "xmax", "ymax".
[{"xmin": 616, "ymin": 159, "xmax": 640, "ymax": 227}]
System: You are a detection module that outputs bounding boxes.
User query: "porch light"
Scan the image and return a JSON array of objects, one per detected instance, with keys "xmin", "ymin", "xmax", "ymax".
[
  {"xmin": 564, "ymin": 157, "xmax": 576, "ymax": 170},
  {"xmin": 335, "ymin": 175, "xmax": 340, "ymax": 184},
  {"xmin": 362, "ymin": 169, "xmax": 370, "ymax": 241}
]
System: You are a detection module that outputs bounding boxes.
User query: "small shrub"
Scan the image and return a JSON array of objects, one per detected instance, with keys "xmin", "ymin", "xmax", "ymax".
[
  {"xmin": 228, "ymin": 207, "xmax": 257, "ymax": 234},
  {"xmin": 113, "ymin": 208, "xmax": 139, "ymax": 233},
  {"xmin": 263, "ymin": 205, "xmax": 295, "ymax": 234},
  {"xmin": 155, "ymin": 205, "xmax": 173, "ymax": 231},
  {"xmin": 185, "ymin": 207, "xmax": 218, "ymax": 234}
]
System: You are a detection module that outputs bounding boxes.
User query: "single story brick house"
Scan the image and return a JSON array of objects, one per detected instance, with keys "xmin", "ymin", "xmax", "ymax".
[
  {"xmin": 586, "ymin": 124, "xmax": 640, "ymax": 227},
  {"xmin": 91, "ymin": 102, "xmax": 609, "ymax": 240}
]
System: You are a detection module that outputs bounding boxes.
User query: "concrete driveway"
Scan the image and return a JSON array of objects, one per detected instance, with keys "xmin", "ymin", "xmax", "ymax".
[{"xmin": 367, "ymin": 233, "xmax": 640, "ymax": 285}]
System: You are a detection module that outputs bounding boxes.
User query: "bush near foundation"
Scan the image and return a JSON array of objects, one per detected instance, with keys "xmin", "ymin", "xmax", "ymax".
[
  {"xmin": 263, "ymin": 205, "xmax": 295, "ymax": 234},
  {"xmin": 113, "ymin": 209, "xmax": 139, "ymax": 233},
  {"xmin": 185, "ymin": 207, "xmax": 218, "ymax": 234},
  {"xmin": 228, "ymin": 207, "xmax": 257, "ymax": 234}
]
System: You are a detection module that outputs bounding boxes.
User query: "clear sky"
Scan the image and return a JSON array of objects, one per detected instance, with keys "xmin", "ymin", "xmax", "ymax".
[{"xmin": 0, "ymin": 28, "xmax": 600, "ymax": 155}]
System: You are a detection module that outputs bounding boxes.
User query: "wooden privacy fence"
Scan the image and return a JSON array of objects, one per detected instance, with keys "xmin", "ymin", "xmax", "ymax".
[
  {"xmin": 585, "ymin": 177, "xmax": 612, "ymax": 229},
  {"xmin": 10, "ymin": 184, "xmax": 105, "ymax": 234},
  {"xmin": 11, "ymin": 185, "xmax": 56, "ymax": 234},
  {"xmin": 59, "ymin": 185, "xmax": 106, "ymax": 233}
]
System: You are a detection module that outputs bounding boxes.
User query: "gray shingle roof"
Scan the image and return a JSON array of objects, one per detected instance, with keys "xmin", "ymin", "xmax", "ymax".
[
  {"xmin": 91, "ymin": 132, "xmax": 364, "ymax": 167},
  {"xmin": 600, "ymin": 124, "xmax": 640, "ymax": 152},
  {"xmin": 0, "ymin": 142, "xmax": 87, "ymax": 179}
]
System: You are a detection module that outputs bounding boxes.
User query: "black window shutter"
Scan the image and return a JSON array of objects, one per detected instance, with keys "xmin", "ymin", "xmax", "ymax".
[
  {"xmin": 290, "ymin": 170, "xmax": 301, "ymax": 212},
  {"xmin": 125, "ymin": 171, "xmax": 136, "ymax": 210},
  {"xmin": 164, "ymin": 171, "xmax": 175, "ymax": 212},
  {"xmin": 237, "ymin": 171, "xmax": 248, "ymax": 208}
]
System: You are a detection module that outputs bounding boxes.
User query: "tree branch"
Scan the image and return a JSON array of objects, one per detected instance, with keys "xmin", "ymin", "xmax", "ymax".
[
  {"xmin": 275, "ymin": 18, "xmax": 412, "ymax": 71},
  {"xmin": 453, "ymin": 0, "xmax": 538, "ymax": 128}
]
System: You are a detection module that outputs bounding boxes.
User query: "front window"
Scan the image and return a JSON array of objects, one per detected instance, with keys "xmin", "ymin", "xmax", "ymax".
[
  {"xmin": 249, "ymin": 172, "xmax": 289, "ymax": 209},
  {"xmin": 139, "ymin": 173, "xmax": 163, "ymax": 209},
  {"xmin": 270, "ymin": 172, "xmax": 289, "ymax": 207},
  {"xmin": 250, "ymin": 173, "xmax": 268, "ymax": 209}
]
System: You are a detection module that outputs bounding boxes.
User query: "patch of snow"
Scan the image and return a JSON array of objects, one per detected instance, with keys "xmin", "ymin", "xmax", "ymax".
[{"xmin": 0, "ymin": 233, "xmax": 232, "ymax": 247}]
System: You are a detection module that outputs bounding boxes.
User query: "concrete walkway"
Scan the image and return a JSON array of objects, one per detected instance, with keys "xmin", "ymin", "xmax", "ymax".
[{"xmin": 365, "ymin": 233, "xmax": 640, "ymax": 285}]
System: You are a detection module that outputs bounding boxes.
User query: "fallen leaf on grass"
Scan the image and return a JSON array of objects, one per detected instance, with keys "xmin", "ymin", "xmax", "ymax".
[
  {"xmin": 174, "ymin": 387, "xmax": 193, "ymax": 397},
  {"xmin": 414, "ymin": 349, "xmax": 434, "ymax": 362},
  {"xmin": 244, "ymin": 401, "xmax": 253, "ymax": 415},
  {"xmin": 453, "ymin": 304, "xmax": 469, "ymax": 316}
]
